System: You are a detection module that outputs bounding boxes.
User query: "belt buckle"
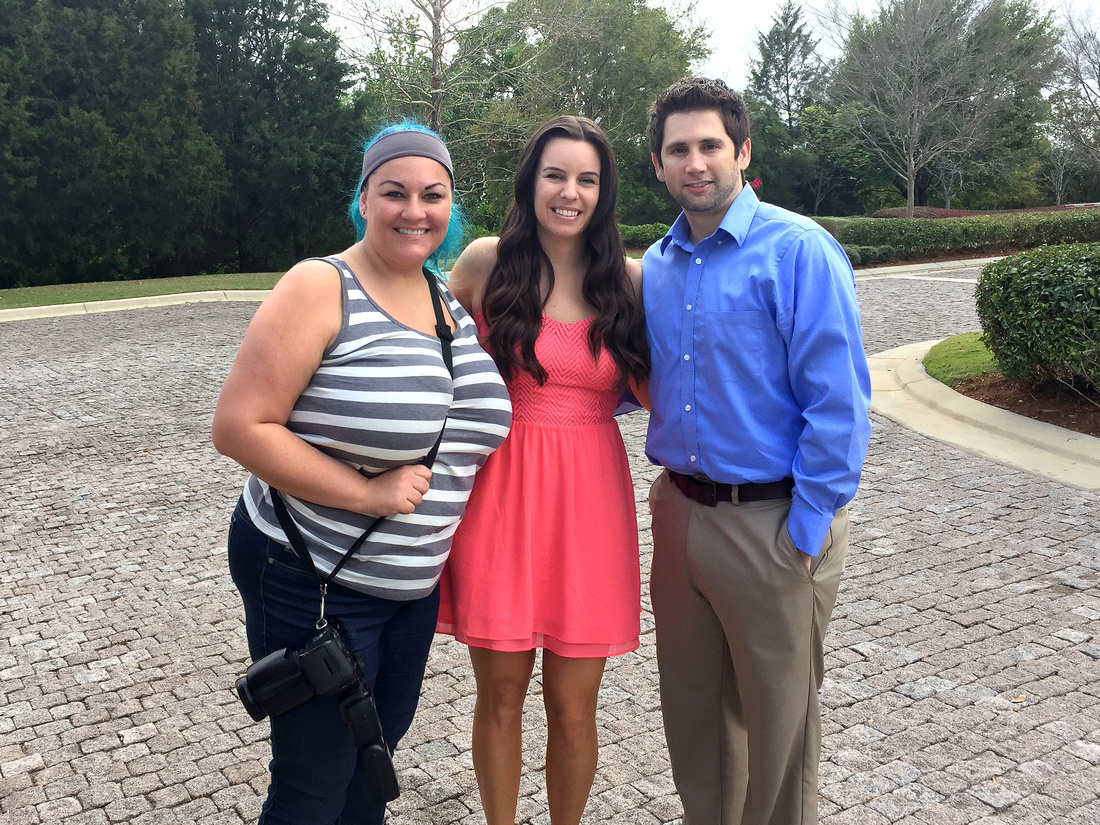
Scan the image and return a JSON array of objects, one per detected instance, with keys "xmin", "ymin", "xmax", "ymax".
[{"xmin": 689, "ymin": 476, "xmax": 717, "ymax": 507}]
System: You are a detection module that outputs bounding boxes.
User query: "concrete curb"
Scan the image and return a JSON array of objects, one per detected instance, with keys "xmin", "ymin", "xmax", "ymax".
[
  {"xmin": 0, "ymin": 290, "xmax": 269, "ymax": 323},
  {"xmin": 856, "ymin": 256, "xmax": 1000, "ymax": 280},
  {"xmin": 869, "ymin": 339, "xmax": 1100, "ymax": 490}
]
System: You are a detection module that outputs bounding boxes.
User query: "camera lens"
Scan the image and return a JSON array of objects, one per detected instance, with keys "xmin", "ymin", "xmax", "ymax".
[{"xmin": 236, "ymin": 648, "xmax": 316, "ymax": 720}]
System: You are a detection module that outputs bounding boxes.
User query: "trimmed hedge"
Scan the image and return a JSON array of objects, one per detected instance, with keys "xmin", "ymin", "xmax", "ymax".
[
  {"xmin": 827, "ymin": 208, "xmax": 1100, "ymax": 259},
  {"xmin": 841, "ymin": 245, "xmax": 897, "ymax": 267},
  {"xmin": 620, "ymin": 223, "xmax": 670, "ymax": 248},
  {"xmin": 975, "ymin": 243, "xmax": 1100, "ymax": 392},
  {"xmin": 623, "ymin": 208, "xmax": 1100, "ymax": 264}
]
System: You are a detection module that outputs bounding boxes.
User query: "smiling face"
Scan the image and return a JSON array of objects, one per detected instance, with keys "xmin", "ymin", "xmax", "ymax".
[
  {"xmin": 532, "ymin": 137, "xmax": 602, "ymax": 243},
  {"xmin": 653, "ymin": 109, "xmax": 751, "ymax": 242},
  {"xmin": 359, "ymin": 155, "xmax": 453, "ymax": 270}
]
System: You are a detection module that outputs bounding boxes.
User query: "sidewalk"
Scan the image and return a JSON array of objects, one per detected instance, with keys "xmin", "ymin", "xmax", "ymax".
[{"xmin": 0, "ymin": 262, "xmax": 1097, "ymax": 824}]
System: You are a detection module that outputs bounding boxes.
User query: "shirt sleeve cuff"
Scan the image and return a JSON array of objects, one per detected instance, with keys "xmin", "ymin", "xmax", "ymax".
[{"xmin": 786, "ymin": 499, "xmax": 836, "ymax": 557}]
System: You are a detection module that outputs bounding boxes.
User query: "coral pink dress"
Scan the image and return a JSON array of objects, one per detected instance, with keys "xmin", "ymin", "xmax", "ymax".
[{"xmin": 437, "ymin": 314, "xmax": 641, "ymax": 657}]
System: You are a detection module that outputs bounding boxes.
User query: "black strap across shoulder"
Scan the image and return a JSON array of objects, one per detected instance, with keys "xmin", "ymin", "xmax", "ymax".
[{"xmin": 272, "ymin": 266, "xmax": 454, "ymax": 590}]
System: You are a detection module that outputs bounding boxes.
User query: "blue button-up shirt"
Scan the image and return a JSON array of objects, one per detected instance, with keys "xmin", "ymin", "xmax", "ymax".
[{"xmin": 642, "ymin": 186, "xmax": 871, "ymax": 555}]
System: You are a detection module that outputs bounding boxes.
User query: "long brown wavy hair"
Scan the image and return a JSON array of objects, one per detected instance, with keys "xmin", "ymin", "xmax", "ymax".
[{"xmin": 481, "ymin": 116, "xmax": 649, "ymax": 385}]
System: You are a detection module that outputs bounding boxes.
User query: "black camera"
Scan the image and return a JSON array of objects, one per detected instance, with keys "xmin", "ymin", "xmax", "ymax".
[
  {"xmin": 235, "ymin": 622, "xmax": 399, "ymax": 802},
  {"xmin": 236, "ymin": 623, "xmax": 362, "ymax": 721}
]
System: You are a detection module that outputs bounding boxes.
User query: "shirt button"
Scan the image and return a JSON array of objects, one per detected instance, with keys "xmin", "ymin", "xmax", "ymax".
[
  {"xmin": 689, "ymin": 455, "xmax": 697, "ymax": 462},
  {"xmin": 686, "ymin": 304, "xmax": 692, "ymax": 311},
  {"xmin": 695, "ymin": 257, "xmax": 702, "ymax": 265},
  {"xmin": 685, "ymin": 404, "xmax": 691, "ymax": 411},
  {"xmin": 683, "ymin": 354, "xmax": 690, "ymax": 361}
]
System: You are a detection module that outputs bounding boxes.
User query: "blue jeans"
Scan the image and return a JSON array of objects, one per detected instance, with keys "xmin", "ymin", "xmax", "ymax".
[{"xmin": 228, "ymin": 498, "xmax": 439, "ymax": 825}]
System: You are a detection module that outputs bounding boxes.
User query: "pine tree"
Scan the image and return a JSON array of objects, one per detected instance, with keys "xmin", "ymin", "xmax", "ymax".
[{"xmin": 748, "ymin": 0, "xmax": 823, "ymax": 129}]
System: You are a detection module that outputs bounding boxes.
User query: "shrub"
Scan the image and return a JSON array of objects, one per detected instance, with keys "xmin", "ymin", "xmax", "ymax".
[
  {"xmin": 620, "ymin": 223, "xmax": 670, "ymax": 248},
  {"xmin": 871, "ymin": 206, "xmax": 976, "ymax": 218},
  {"xmin": 975, "ymin": 243, "xmax": 1100, "ymax": 393},
  {"xmin": 839, "ymin": 245, "xmax": 897, "ymax": 266},
  {"xmin": 828, "ymin": 208, "xmax": 1100, "ymax": 259},
  {"xmin": 812, "ymin": 217, "xmax": 852, "ymax": 236}
]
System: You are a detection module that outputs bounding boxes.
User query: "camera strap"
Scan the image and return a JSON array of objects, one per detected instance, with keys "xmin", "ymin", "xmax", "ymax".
[{"xmin": 270, "ymin": 266, "xmax": 455, "ymax": 619}]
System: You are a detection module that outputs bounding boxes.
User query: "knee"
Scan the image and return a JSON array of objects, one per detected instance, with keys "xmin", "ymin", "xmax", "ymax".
[
  {"xmin": 544, "ymin": 694, "xmax": 597, "ymax": 742},
  {"xmin": 475, "ymin": 677, "xmax": 529, "ymax": 726}
]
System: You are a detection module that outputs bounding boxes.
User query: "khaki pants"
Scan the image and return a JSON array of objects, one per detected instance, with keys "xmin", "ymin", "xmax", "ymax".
[{"xmin": 649, "ymin": 471, "xmax": 848, "ymax": 825}]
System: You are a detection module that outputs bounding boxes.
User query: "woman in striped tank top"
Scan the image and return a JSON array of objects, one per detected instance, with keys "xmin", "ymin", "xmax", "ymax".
[{"xmin": 212, "ymin": 124, "xmax": 511, "ymax": 825}]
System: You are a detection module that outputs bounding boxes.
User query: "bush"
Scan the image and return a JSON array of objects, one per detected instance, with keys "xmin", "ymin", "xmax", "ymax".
[
  {"xmin": 812, "ymin": 217, "xmax": 852, "ymax": 236},
  {"xmin": 620, "ymin": 223, "xmax": 670, "ymax": 248},
  {"xmin": 871, "ymin": 206, "xmax": 976, "ymax": 218},
  {"xmin": 975, "ymin": 243, "xmax": 1100, "ymax": 392},
  {"xmin": 839, "ymin": 245, "xmax": 897, "ymax": 266},
  {"xmin": 828, "ymin": 207, "xmax": 1100, "ymax": 259}
]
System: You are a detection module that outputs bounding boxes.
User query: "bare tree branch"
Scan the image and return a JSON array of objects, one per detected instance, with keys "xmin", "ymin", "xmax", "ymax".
[{"xmin": 828, "ymin": 0, "xmax": 1058, "ymax": 217}]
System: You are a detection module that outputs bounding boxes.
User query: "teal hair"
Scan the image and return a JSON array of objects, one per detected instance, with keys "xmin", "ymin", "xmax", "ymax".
[{"xmin": 348, "ymin": 120, "xmax": 466, "ymax": 274}]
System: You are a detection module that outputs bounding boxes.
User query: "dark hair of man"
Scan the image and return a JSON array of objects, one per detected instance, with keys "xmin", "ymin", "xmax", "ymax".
[
  {"xmin": 481, "ymin": 115, "xmax": 649, "ymax": 385},
  {"xmin": 646, "ymin": 77, "xmax": 751, "ymax": 164}
]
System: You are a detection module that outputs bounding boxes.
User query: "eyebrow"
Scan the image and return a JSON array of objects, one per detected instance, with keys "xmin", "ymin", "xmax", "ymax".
[
  {"xmin": 377, "ymin": 179, "xmax": 448, "ymax": 189},
  {"xmin": 541, "ymin": 164, "xmax": 600, "ymax": 178},
  {"xmin": 666, "ymin": 136, "xmax": 726, "ymax": 149}
]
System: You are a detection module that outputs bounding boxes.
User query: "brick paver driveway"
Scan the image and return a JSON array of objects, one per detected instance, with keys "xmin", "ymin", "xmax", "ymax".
[{"xmin": 1, "ymin": 269, "xmax": 1097, "ymax": 824}]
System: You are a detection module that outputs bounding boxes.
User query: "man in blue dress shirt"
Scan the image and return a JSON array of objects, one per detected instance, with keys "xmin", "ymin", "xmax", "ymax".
[{"xmin": 642, "ymin": 77, "xmax": 872, "ymax": 825}]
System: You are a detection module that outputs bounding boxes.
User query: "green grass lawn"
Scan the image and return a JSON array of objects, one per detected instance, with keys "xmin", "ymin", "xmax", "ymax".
[
  {"xmin": 0, "ymin": 273, "xmax": 282, "ymax": 310},
  {"xmin": 923, "ymin": 331, "xmax": 998, "ymax": 386}
]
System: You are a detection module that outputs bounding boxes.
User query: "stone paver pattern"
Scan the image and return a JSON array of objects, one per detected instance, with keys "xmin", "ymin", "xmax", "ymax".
[{"xmin": 1, "ymin": 269, "xmax": 1098, "ymax": 824}]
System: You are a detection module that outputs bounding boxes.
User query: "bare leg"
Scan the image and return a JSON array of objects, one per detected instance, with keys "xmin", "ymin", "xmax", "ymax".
[
  {"xmin": 469, "ymin": 647, "xmax": 537, "ymax": 825},
  {"xmin": 541, "ymin": 651, "xmax": 607, "ymax": 825}
]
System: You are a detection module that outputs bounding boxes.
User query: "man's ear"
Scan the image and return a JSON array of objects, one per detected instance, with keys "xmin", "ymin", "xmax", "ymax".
[
  {"xmin": 651, "ymin": 152, "xmax": 665, "ymax": 182},
  {"xmin": 739, "ymin": 138, "xmax": 752, "ymax": 171}
]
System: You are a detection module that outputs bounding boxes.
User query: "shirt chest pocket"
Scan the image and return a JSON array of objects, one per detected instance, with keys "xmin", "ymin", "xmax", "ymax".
[{"xmin": 697, "ymin": 309, "xmax": 779, "ymax": 385}]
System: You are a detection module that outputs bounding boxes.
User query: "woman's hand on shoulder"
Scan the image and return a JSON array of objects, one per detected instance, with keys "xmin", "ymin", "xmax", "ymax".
[
  {"xmin": 212, "ymin": 259, "xmax": 343, "ymax": 461},
  {"xmin": 449, "ymin": 236, "xmax": 499, "ymax": 317}
]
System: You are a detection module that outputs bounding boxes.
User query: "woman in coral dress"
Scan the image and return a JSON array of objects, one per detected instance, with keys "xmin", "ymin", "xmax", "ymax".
[{"xmin": 437, "ymin": 115, "xmax": 649, "ymax": 825}]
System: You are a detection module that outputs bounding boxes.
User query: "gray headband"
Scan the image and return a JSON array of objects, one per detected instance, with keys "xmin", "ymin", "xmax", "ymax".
[{"xmin": 360, "ymin": 130, "xmax": 454, "ymax": 190}]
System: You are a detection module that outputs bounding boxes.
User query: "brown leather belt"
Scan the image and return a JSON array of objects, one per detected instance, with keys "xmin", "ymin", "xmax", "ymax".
[{"xmin": 668, "ymin": 470, "xmax": 794, "ymax": 507}]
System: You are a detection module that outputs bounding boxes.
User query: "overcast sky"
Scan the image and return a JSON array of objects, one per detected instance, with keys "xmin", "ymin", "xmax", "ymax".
[{"xmin": 691, "ymin": 0, "xmax": 871, "ymax": 87}]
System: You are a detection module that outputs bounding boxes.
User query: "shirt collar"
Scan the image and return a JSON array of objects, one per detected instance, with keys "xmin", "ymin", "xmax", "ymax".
[{"xmin": 659, "ymin": 184, "xmax": 761, "ymax": 254}]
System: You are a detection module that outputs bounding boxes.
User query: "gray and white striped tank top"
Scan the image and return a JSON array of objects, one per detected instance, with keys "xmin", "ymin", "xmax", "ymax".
[{"xmin": 243, "ymin": 257, "xmax": 511, "ymax": 600}]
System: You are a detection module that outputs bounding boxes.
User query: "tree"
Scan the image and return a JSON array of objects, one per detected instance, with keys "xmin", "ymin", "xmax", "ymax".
[
  {"xmin": 341, "ymin": 0, "xmax": 706, "ymax": 226},
  {"xmin": 0, "ymin": 0, "xmax": 223, "ymax": 287},
  {"xmin": 343, "ymin": 0, "xmax": 517, "ymax": 135},
  {"xmin": 748, "ymin": 0, "xmax": 823, "ymax": 129},
  {"xmin": 1051, "ymin": 3, "xmax": 1100, "ymax": 166},
  {"xmin": 1041, "ymin": 135, "xmax": 1073, "ymax": 206},
  {"xmin": 800, "ymin": 103, "xmax": 891, "ymax": 215},
  {"xmin": 463, "ymin": 0, "xmax": 709, "ymax": 224},
  {"xmin": 185, "ymin": 0, "xmax": 368, "ymax": 273},
  {"xmin": 829, "ymin": 0, "xmax": 1059, "ymax": 217}
]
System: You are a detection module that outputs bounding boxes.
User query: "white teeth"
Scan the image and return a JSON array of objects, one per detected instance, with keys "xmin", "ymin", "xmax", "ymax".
[
  {"xmin": 396, "ymin": 228, "xmax": 428, "ymax": 235},
  {"xmin": 553, "ymin": 209, "xmax": 579, "ymax": 217}
]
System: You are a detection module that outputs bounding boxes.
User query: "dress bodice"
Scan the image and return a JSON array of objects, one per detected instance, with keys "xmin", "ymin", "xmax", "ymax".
[{"xmin": 476, "ymin": 314, "xmax": 620, "ymax": 426}]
